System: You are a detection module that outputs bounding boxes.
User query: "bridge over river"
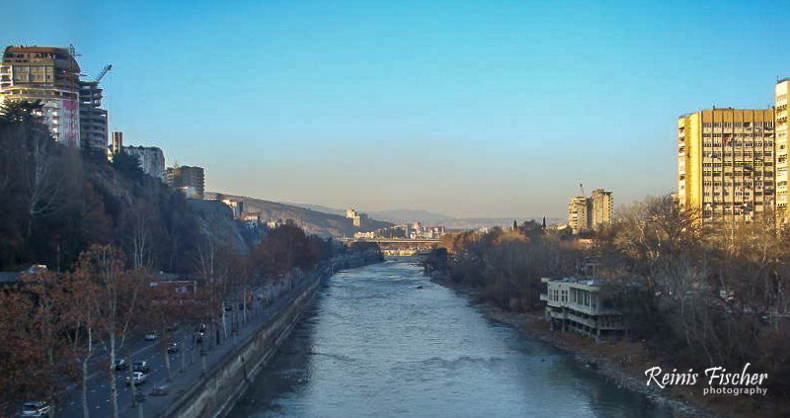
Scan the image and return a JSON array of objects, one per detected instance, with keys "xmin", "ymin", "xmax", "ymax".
[{"xmin": 340, "ymin": 238, "xmax": 441, "ymax": 256}]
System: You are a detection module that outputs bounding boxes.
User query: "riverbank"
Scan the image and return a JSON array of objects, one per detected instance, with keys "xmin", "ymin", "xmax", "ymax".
[
  {"xmin": 158, "ymin": 254, "xmax": 383, "ymax": 418},
  {"xmin": 427, "ymin": 274, "xmax": 761, "ymax": 418}
]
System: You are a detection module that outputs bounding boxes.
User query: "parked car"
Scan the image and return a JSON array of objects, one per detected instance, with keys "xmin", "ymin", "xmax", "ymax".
[
  {"xmin": 125, "ymin": 372, "xmax": 148, "ymax": 386},
  {"xmin": 114, "ymin": 359, "xmax": 128, "ymax": 371},
  {"xmin": 133, "ymin": 360, "xmax": 150, "ymax": 373},
  {"xmin": 20, "ymin": 401, "xmax": 52, "ymax": 418},
  {"xmin": 167, "ymin": 342, "xmax": 179, "ymax": 353},
  {"xmin": 144, "ymin": 332, "xmax": 158, "ymax": 341}
]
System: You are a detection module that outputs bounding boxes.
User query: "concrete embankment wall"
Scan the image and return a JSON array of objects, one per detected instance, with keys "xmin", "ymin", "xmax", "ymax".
[{"xmin": 161, "ymin": 255, "xmax": 381, "ymax": 418}]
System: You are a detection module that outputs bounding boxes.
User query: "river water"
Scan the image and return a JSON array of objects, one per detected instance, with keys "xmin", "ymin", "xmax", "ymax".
[{"xmin": 228, "ymin": 259, "xmax": 673, "ymax": 418}]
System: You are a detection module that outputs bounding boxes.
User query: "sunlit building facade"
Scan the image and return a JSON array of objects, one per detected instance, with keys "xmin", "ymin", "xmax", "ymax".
[
  {"xmin": 678, "ymin": 108, "xmax": 775, "ymax": 224},
  {"xmin": 776, "ymin": 79, "xmax": 790, "ymax": 223}
]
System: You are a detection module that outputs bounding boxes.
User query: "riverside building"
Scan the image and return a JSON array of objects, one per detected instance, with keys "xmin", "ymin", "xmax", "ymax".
[
  {"xmin": 540, "ymin": 277, "xmax": 628, "ymax": 342},
  {"xmin": 677, "ymin": 108, "xmax": 775, "ymax": 224}
]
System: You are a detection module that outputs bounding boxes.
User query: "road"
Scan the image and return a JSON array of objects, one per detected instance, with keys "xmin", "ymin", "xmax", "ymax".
[{"xmin": 54, "ymin": 260, "xmax": 338, "ymax": 418}]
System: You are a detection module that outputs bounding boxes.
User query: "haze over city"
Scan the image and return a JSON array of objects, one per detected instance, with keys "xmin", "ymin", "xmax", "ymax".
[{"xmin": 3, "ymin": 0, "xmax": 788, "ymax": 218}]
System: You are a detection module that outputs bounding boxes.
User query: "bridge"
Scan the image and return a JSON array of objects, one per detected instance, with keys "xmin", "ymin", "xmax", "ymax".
[{"xmin": 340, "ymin": 238, "xmax": 441, "ymax": 256}]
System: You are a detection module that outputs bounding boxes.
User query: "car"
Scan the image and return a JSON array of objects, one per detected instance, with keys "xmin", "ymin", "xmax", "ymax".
[
  {"xmin": 20, "ymin": 401, "xmax": 52, "ymax": 418},
  {"xmin": 144, "ymin": 332, "xmax": 158, "ymax": 341},
  {"xmin": 167, "ymin": 342, "xmax": 179, "ymax": 353},
  {"xmin": 150, "ymin": 384, "xmax": 172, "ymax": 397},
  {"xmin": 125, "ymin": 372, "xmax": 147, "ymax": 386},
  {"xmin": 114, "ymin": 359, "xmax": 128, "ymax": 371},
  {"xmin": 133, "ymin": 360, "xmax": 150, "ymax": 373}
]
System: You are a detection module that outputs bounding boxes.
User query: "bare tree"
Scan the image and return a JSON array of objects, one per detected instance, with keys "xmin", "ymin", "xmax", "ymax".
[{"xmin": 80, "ymin": 245, "xmax": 147, "ymax": 418}]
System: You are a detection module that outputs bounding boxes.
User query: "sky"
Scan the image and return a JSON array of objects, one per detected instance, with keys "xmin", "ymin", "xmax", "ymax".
[{"xmin": 2, "ymin": 0, "xmax": 789, "ymax": 219}]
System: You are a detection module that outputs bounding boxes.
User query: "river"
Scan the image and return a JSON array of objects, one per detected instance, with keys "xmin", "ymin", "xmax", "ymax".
[{"xmin": 227, "ymin": 259, "xmax": 673, "ymax": 418}]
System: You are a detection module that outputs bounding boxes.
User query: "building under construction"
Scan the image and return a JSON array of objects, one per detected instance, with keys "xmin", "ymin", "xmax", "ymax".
[
  {"xmin": 0, "ymin": 45, "xmax": 111, "ymax": 155},
  {"xmin": 0, "ymin": 46, "xmax": 82, "ymax": 147}
]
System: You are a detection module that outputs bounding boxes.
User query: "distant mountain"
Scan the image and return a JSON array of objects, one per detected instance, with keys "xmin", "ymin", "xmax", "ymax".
[
  {"xmin": 206, "ymin": 192, "xmax": 392, "ymax": 238},
  {"xmin": 368, "ymin": 209, "xmax": 455, "ymax": 225}
]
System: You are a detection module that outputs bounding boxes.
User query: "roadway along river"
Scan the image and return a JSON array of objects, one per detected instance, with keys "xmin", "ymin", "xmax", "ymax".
[{"xmin": 228, "ymin": 259, "xmax": 673, "ymax": 418}]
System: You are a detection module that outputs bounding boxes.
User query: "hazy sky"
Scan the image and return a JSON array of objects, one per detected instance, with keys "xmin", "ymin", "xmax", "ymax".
[{"xmin": 3, "ymin": 1, "xmax": 789, "ymax": 219}]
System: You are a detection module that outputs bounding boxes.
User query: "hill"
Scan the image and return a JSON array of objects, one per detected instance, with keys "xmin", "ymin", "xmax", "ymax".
[{"xmin": 206, "ymin": 192, "xmax": 392, "ymax": 238}]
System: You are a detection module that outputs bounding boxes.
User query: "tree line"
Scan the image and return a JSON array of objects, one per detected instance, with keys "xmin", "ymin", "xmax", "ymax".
[{"xmin": 425, "ymin": 196, "xmax": 790, "ymax": 401}]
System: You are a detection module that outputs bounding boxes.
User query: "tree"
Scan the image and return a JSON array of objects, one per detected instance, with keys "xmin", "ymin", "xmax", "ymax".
[
  {"xmin": 79, "ymin": 245, "xmax": 147, "ymax": 418},
  {"xmin": 62, "ymin": 268, "xmax": 103, "ymax": 418},
  {"xmin": 110, "ymin": 151, "xmax": 144, "ymax": 181}
]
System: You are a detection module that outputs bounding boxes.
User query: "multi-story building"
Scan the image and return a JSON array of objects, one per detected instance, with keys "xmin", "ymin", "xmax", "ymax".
[
  {"xmin": 540, "ymin": 277, "xmax": 627, "ymax": 342},
  {"xmin": 776, "ymin": 79, "xmax": 789, "ymax": 223},
  {"xmin": 166, "ymin": 166, "xmax": 205, "ymax": 199},
  {"xmin": 124, "ymin": 145, "xmax": 165, "ymax": 179},
  {"xmin": 110, "ymin": 131, "xmax": 123, "ymax": 155},
  {"xmin": 568, "ymin": 195, "xmax": 588, "ymax": 234},
  {"xmin": 590, "ymin": 189, "xmax": 613, "ymax": 227},
  {"xmin": 568, "ymin": 189, "xmax": 614, "ymax": 234},
  {"xmin": 345, "ymin": 208, "xmax": 369, "ymax": 227},
  {"xmin": 0, "ymin": 46, "xmax": 81, "ymax": 147},
  {"xmin": 221, "ymin": 199, "xmax": 244, "ymax": 218},
  {"xmin": 78, "ymin": 79, "xmax": 108, "ymax": 156},
  {"xmin": 678, "ymin": 108, "xmax": 775, "ymax": 224}
]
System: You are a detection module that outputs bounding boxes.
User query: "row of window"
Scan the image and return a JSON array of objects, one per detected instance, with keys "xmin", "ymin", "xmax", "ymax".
[{"xmin": 703, "ymin": 122, "xmax": 774, "ymax": 128}]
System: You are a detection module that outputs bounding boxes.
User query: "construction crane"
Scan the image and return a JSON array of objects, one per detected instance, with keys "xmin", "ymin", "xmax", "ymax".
[{"xmin": 94, "ymin": 64, "xmax": 112, "ymax": 83}]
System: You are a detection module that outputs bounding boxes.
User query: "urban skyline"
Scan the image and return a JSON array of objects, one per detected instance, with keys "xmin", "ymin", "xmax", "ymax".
[{"xmin": 2, "ymin": 0, "xmax": 789, "ymax": 219}]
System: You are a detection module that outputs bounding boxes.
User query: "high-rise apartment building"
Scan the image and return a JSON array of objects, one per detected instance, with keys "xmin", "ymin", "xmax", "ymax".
[
  {"xmin": 0, "ymin": 46, "xmax": 81, "ymax": 147},
  {"xmin": 678, "ymin": 108, "xmax": 775, "ymax": 223},
  {"xmin": 590, "ymin": 189, "xmax": 613, "ymax": 227},
  {"xmin": 78, "ymin": 79, "xmax": 108, "ymax": 156},
  {"xmin": 166, "ymin": 166, "xmax": 205, "ymax": 199},
  {"xmin": 568, "ymin": 189, "xmax": 613, "ymax": 234},
  {"xmin": 776, "ymin": 79, "xmax": 789, "ymax": 222},
  {"xmin": 125, "ymin": 145, "xmax": 165, "ymax": 179},
  {"xmin": 568, "ymin": 195, "xmax": 588, "ymax": 234}
]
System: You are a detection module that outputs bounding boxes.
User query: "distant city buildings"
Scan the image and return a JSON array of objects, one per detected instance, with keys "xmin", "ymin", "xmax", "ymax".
[
  {"xmin": 590, "ymin": 189, "xmax": 613, "ymax": 228},
  {"xmin": 0, "ymin": 46, "xmax": 82, "ymax": 147},
  {"xmin": 345, "ymin": 208, "xmax": 369, "ymax": 227},
  {"xmin": 567, "ymin": 196, "xmax": 589, "ymax": 234},
  {"xmin": 359, "ymin": 223, "xmax": 446, "ymax": 240},
  {"xmin": 166, "ymin": 165, "xmax": 205, "ymax": 199},
  {"xmin": 568, "ymin": 189, "xmax": 612, "ymax": 234}
]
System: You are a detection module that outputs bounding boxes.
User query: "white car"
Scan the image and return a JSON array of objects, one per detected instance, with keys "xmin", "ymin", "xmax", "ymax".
[
  {"xmin": 20, "ymin": 401, "xmax": 52, "ymax": 418},
  {"xmin": 125, "ymin": 371, "xmax": 148, "ymax": 386},
  {"xmin": 144, "ymin": 332, "xmax": 158, "ymax": 341}
]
